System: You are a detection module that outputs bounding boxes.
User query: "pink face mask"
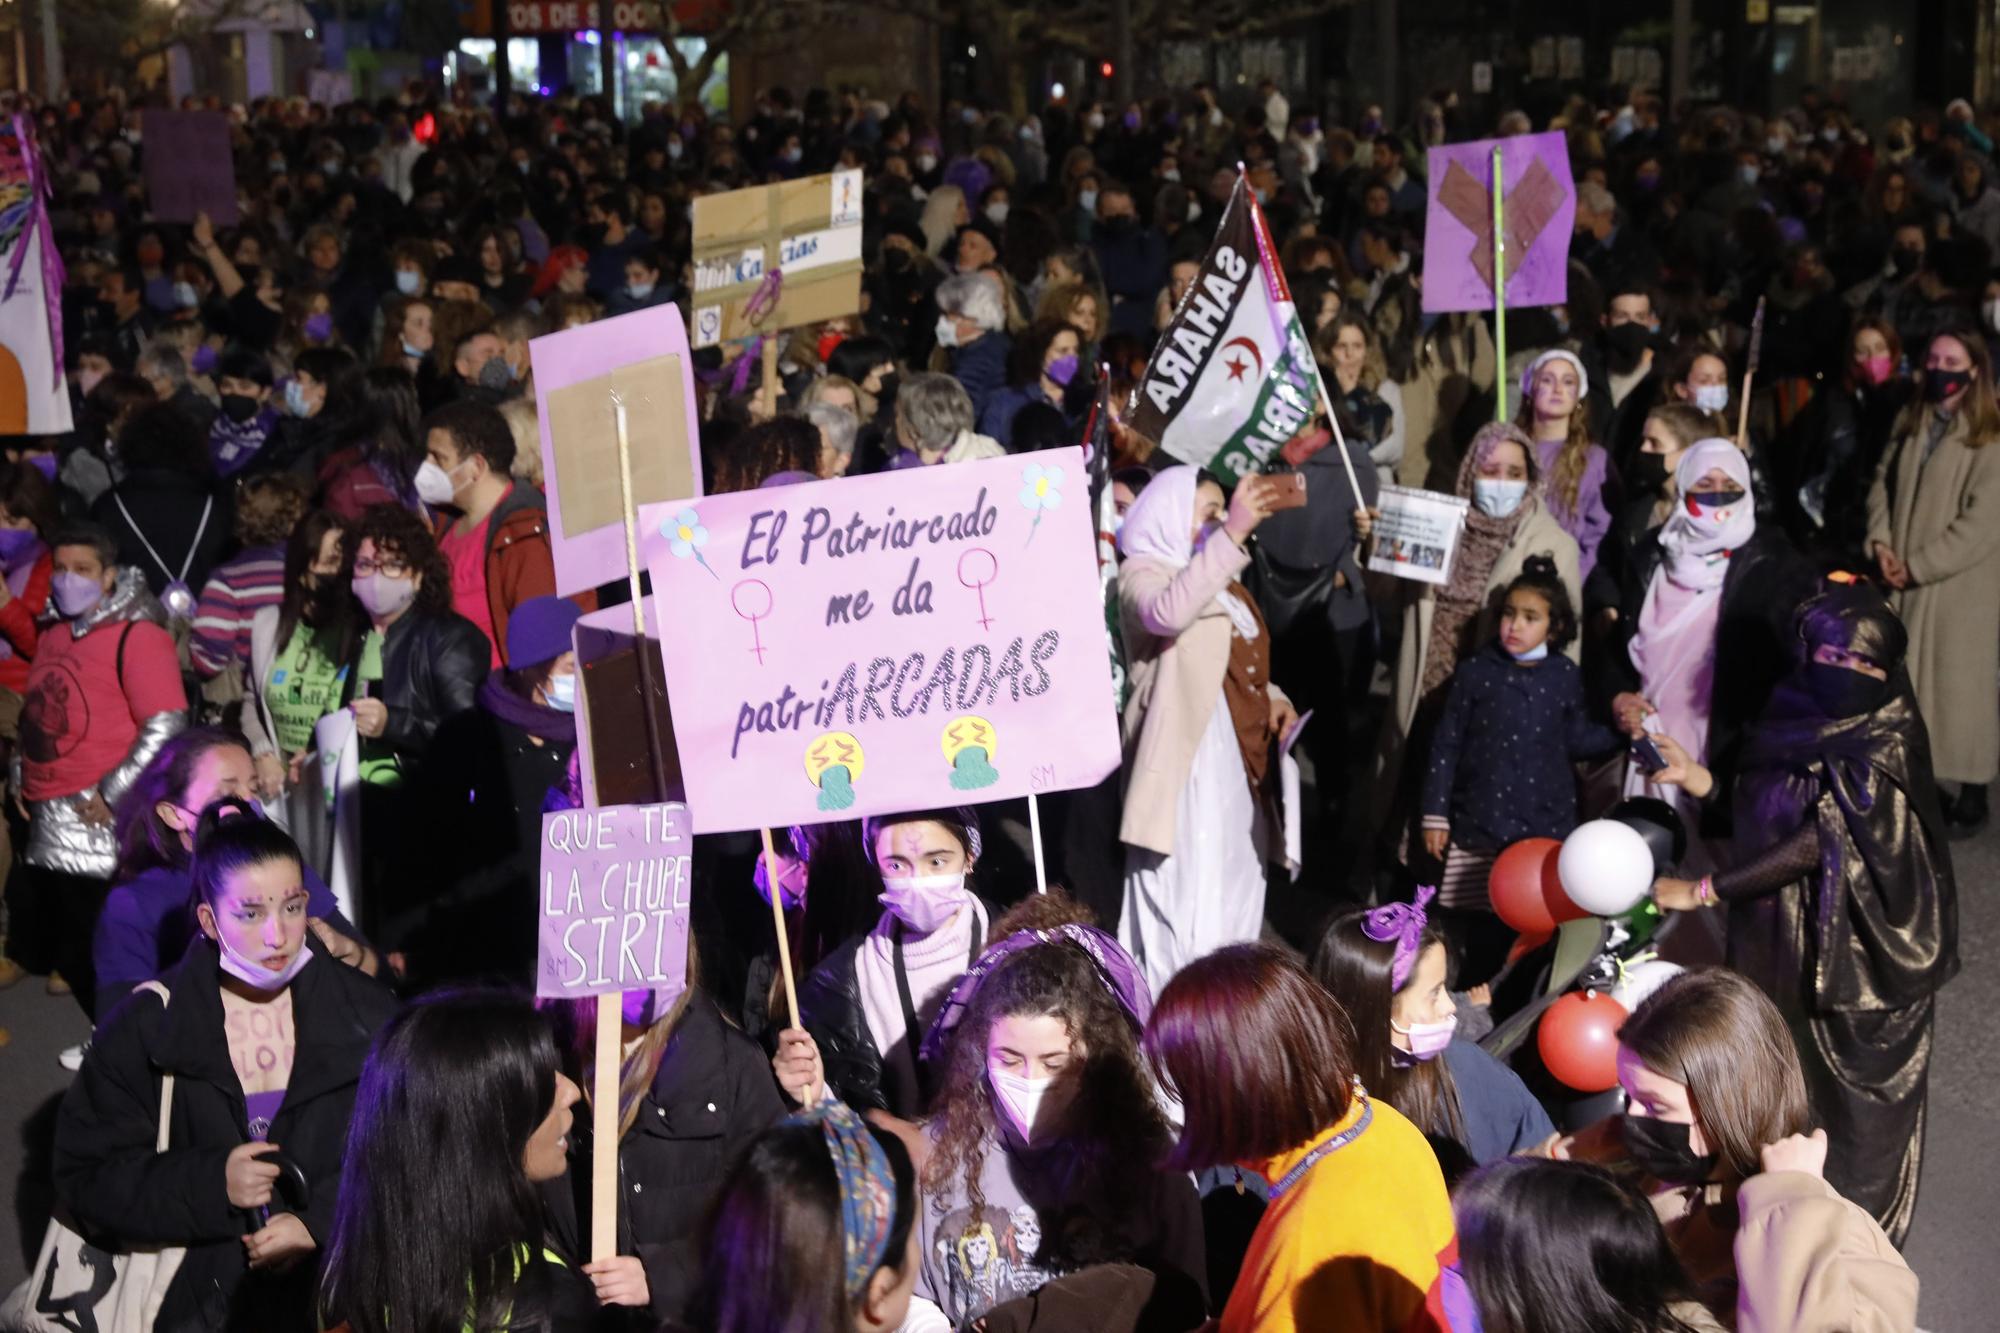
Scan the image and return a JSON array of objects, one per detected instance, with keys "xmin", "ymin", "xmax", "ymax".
[
  {"xmin": 1858, "ymin": 353, "xmax": 1896, "ymax": 387},
  {"xmin": 1390, "ymin": 1012, "xmax": 1458, "ymax": 1062}
]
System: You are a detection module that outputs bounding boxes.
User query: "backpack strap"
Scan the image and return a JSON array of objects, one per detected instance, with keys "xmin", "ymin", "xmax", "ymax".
[
  {"xmin": 114, "ymin": 620, "xmax": 135, "ymax": 693},
  {"xmin": 132, "ymin": 979, "xmax": 175, "ymax": 1153}
]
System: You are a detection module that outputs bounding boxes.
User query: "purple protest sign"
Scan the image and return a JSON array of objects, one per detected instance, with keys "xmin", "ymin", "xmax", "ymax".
[
  {"xmin": 530, "ymin": 306, "xmax": 706, "ymax": 598},
  {"xmin": 641, "ymin": 448, "xmax": 1123, "ymax": 835},
  {"xmin": 535, "ymin": 803, "xmax": 693, "ymax": 999},
  {"xmin": 142, "ymin": 112, "xmax": 238, "ymax": 225},
  {"xmin": 1421, "ymin": 131, "xmax": 1574, "ymax": 314}
]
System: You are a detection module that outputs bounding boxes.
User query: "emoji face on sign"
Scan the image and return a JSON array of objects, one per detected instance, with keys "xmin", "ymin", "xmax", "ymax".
[
  {"xmin": 804, "ymin": 731, "xmax": 865, "ymax": 811},
  {"xmin": 942, "ymin": 716, "xmax": 999, "ymax": 791}
]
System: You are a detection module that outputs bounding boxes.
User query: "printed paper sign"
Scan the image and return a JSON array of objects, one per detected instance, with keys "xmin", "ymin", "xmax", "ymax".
[
  {"xmin": 690, "ymin": 172, "xmax": 864, "ymax": 344},
  {"xmin": 530, "ymin": 305, "xmax": 705, "ymax": 597},
  {"xmin": 141, "ymin": 111, "xmax": 238, "ymax": 225},
  {"xmin": 535, "ymin": 803, "xmax": 693, "ymax": 999},
  {"xmin": 1421, "ymin": 131, "xmax": 1573, "ymax": 314},
  {"xmin": 642, "ymin": 448, "xmax": 1123, "ymax": 834},
  {"xmin": 1367, "ymin": 485, "xmax": 1470, "ymax": 586}
]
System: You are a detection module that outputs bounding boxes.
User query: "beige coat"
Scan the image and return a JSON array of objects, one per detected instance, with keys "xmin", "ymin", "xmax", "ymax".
[
  {"xmin": 1390, "ymin": 503, "xmax": 1583, "ymax": 738},
  {"xmin": 1731, "ymin": 1171, "xmax": 1919, "ymax": 1333},
  {"xmin": 1117, "ymin": 536, "xmax": 1288, "ymax": 856},
  {"xmin": 1395, "ymin": 316, "xmax": 1498, "ymax": 492},
  {"xmin": 1866, "ymin": 411, "xmax": 2000, "ymax": 783}
]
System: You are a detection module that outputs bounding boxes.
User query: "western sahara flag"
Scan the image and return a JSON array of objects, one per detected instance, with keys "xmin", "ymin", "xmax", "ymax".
[{"xmin": 1127, "ymin": 174, "xmax": 1320, "ymax": 479}]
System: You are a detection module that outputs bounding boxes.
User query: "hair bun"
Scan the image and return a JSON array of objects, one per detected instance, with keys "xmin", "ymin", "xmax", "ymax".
[
  {"xmin": 192, "ymin": 796, "xmax": 259, "ymax": 852},
  {"xmin": 1521, "ymin": 554, "xmax": 1558, "ymax": 579}
]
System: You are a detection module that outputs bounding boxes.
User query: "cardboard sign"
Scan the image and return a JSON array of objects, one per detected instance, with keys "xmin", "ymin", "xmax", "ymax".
[
  {"xmin": 535, "ymin": 803, "xmax": 693, "ymax": 999},
  {"xmin": 688, "ymin": 171, "xmax": 864, "ymax": 349},
  {"xmin": 141, "ymin": 111, "xmax": 238, "ymax": 225},
  {"xmin": 1421, "ymin": 131, "xmax": 1573, "ymax": 314},
  {"xmin": 1367, "ymin": 485, "xmax": 1470, "ymax": 586},
  {"xmin": 642, "ymin": 448, "xmax": 1122, "ymax": 834},
  {"xmin": 530, "ymin": 305, "xmax": 705, "ymax": 597}
]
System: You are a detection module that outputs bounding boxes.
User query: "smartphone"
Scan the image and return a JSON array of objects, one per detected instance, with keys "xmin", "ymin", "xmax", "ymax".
[
  {"xmin": 1631, "ymin": 735, "xmax": 1667, "ymax": 773},
  {"xmin": 1263, "ymin": 472, "xmax": 1309, "ymax": 511}
]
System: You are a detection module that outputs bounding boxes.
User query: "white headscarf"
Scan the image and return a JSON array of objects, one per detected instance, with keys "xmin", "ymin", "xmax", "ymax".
[
  {"xmin": 1658, "ymin": 438, "xmax": 1756, "ymax": 590},
  {"xmin": 1118, "ymin": 465, "xmax": 1260, "ymax": 640},
  {"xmin": 1520, "ymin": 348, "xmax": 1591, "ymax": 403}
]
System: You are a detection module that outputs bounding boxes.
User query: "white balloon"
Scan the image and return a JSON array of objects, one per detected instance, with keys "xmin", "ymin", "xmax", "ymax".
[
  {"xmin": 1609, "ymin": 959, "xmax": 1685, "ymax": 1012},
  {"xmin": 1558, "ymin": 819, "xmax": 1654, "ymax": 917}
]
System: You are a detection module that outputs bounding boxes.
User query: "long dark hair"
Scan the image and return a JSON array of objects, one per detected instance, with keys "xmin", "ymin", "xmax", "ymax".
[
  {"xmin": 1309, "ymin": 911, "xmax": 1467, "ymax": 1149},
  {"xmin": 924, "ymin": 928, "xmax": 1173, "ymax": 1272},
  {"xmin": 354, "ymin": 367, "xmax": 425, "ymax": 495},
  {"xmin": 1454, "ymin": 1159, "xmax": 1705, "ymax": 1333},
  {"xmin": 190, "ymin": 798, "xmax": 303, "ymax": 914},
  {"xmin": 276, "ymin": 508, "xmax": 348, "ymax": 653},
  {"xmin": 690, "ymin": 1117, "xmax": 917, "ymax": 1333},
  {"xmin": 112, "ymin": 726, "xmax": 253, "ymax": 880},
  {"xmin": 321, "ymin": 989, "xmax": 564, "ymax": 1333}
]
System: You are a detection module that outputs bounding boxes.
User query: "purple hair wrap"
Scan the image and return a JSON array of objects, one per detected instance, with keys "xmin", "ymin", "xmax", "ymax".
[
  {"xmin": 1361, "ymin": 885, "xmax": 1437, "ymax": 992},
  {"xmin": 920, "ymin": 923, "xmax": 1151, "ymax": 1062}
]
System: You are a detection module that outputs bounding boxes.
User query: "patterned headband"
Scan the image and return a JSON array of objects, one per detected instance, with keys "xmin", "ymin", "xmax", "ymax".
[
  {"xmin": 920, "ymin": 923, "xmax": 1151, "ymax": 1063},
  {"xmin": 791, "ymin": 1100, "xmax": 898, "ymax": 1301},
  {"xmin": 1361, "ymin": 885, "xmax": 1437, "ymax": 992}
]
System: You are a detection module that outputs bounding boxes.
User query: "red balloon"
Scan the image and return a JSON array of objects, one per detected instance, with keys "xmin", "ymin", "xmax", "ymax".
[
  {"xmin": 1487, "ymin": 838, "xmax": 1586, "ymax": 934},
  {"xmin": 1539, "ymin": 990, "xmax": 1629, "ymax": 1093}
]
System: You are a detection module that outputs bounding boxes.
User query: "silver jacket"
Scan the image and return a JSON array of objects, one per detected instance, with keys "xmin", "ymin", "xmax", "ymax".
[{"xmin": 18, "ymin": 569, "xmax": 187, "ymax": 879}]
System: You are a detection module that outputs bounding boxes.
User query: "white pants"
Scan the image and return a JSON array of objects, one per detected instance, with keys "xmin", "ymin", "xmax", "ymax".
[{"xmin": 1120, "ymin": 694, "xmax": 1268, "ymax": 999}]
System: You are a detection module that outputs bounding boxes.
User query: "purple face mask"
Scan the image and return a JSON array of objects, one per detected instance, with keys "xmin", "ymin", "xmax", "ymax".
[
  {"xmin": 191, "ymin": 343, "xmax": 220, "ymax": 376},
  {"xmin": 621, "ymin": 986, "xmax": 680, "ymax": 1026},
  {"xmin": 24, "ymin": 454, "xmax": 57, "ymax": 483},
  {"xmin": 303, "ymin": 311, "xmax": 334, "ymax": 342}
]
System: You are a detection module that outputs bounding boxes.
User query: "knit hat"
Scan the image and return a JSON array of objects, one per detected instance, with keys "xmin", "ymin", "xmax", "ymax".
[
  {"xmin": 1520, "ymin": 348, "xmax": 1590, "ymax": 403},
  {"xmin": 507, "ymin": 596, "xmax": 583, "ymax": 670}
]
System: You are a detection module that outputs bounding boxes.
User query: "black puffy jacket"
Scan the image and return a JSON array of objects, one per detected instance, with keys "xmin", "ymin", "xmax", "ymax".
[
  {"xmin": 53, "ymin": 935, "xmax": 397, "ymax": 1333},
  {"xmin": 544, "ymin": 993, "xmax": 786, "ymax": 1324}
]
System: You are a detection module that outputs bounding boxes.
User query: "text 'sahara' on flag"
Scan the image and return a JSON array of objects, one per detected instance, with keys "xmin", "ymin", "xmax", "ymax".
[{"xmin": 1124, "ymin": 175, "xmax": 1323, "ymax": 480}]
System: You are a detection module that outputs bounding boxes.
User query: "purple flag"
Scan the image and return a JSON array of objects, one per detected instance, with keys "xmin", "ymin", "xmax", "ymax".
[{"xmin": 1421, "ymin": 131, "xmax": 1574, "ymax": 314}]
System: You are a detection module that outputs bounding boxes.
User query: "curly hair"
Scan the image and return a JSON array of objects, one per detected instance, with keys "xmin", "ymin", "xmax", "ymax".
[
  {"xmin": 345, "ymin": 503, "xmax": 453, "ymax": 620},
  {"xmin": 922, "ymin": 930, "xmax": 1172, "ymax": 1273}
]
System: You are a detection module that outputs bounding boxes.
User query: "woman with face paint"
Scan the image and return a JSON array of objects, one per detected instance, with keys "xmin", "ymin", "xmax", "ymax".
[
  {"xmin": 417, "ymin": 597, "xmax": 584, "ymax": 981},
  {"xmin": 1866, "ymin": 327, "xmax": 2000, "ymax": 834},
  {"xmin": 54, "ymin": 802, "xmax": 398, "ymax": 1332},
  {"xmin": 334, "ymin": 505, "xmax": 488, "ymax": 958},
  {"xmin": 1645, "ymin": 581, "xmax": 1958, "ymax": 1246},
  {"xmin": 1604, "ymin": 438, "xmax": 1813, "ymax": 869},
  {"xmin": 910, "ymin": 897, "xmax": 1203, "ymax": 1328},
  {"xmin": 1544, "ymin": 969, "xmax": 1916, "ymax": 1329},
  {"xmin": 793, "ymin": 810, "xmax": 992, "ymax": 1125},
  {"xmin": 537, "ymin": 959, "xmax": 788, "ymax": 1322},
  {"xmin": 1311, "ymin": 891, "xmax": 1552, "ymax": 1178}
]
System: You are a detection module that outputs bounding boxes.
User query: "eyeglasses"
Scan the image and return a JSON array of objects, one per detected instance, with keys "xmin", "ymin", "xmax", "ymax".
[{"xmin": 352, "ymin": 555, "xmax": 410, "ymax": 578}]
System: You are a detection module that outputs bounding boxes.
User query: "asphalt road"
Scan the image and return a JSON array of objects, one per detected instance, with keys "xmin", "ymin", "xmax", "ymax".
[{"xmin": 0, "ymin": 836, "xmax": 1987, "ymax": 1327}]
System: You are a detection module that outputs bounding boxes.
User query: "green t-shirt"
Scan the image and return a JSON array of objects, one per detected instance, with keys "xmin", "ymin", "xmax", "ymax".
[
  {"xmin": 266, "ymin": 627, "xmax": 348, "ymax": 755},
  {"xmin": 357, "ymin": 630, "xmax": 402, "ymax": 787}
]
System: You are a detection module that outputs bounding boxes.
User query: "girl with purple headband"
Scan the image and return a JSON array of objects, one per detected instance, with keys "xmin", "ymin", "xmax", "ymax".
[
  {"xmin": 908, "ymin": 895, "xmax": 1206, "ymax": 1328},
  {"xmin": 1312, "ymin": 887, "xmax": 1552, "ymax": 1178}
]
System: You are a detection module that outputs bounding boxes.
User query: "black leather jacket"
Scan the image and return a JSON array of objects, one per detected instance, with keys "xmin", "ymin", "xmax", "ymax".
[{"xmin": 341, "ymin": 608, "xmax": 489, "ymax": 765}]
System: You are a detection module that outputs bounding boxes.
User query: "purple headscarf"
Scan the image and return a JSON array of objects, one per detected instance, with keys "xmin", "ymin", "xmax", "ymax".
[
  {"xmin": 1361, "ymin": 885, "xmax": 1437, "ymax": 991},
  {"xmin": 920, "ymin": 923, "xmax": 1150, "ymax": 1062}
]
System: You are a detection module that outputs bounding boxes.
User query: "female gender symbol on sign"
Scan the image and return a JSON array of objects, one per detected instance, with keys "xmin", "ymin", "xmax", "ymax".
[
  {"xmin": 957, "ymin": 548, "xmax": 999, "ymax": 630},
  {"xmin": 730, "ymin": 579, "xmax": 774, "ymax": 663}
]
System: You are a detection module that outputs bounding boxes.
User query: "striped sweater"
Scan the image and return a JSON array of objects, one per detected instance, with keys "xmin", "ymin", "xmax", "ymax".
[{"xmin": 189, "ymin": 544, "xmax": 287, "ymax": 678}]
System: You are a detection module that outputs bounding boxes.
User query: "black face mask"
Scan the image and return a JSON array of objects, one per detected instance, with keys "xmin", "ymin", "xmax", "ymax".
[
  {"xmin": 1890, "ymin": 246, "xmax": 1921, "ymax": 277},
  {"xmin": 1925, "ymin": 368, "xmax": 1973, "ymax": 403},
  {"xmin": 303, "ymin": 577, "xmax": 346, "ymax": 625},
  {"xmin": 873, "ymin": 370, "xmax": 900, "ymax": 408},
  {"xmin": 1604, "ymin": 321, "xmax": 1652, "ymax": 371},
  {"xmin": 1805, "ymin": 659, "xmax": 1889, "ymax": 718},
  {"xmin": 219, "ymin": 393, "xmax": 261, "ymax": 424},
  {"xmin": 1630, "ymin": 450, "xmax": 1669, "ymax": 494},
  {"xmin": 1621, "ymin": 1114, "xmax": 1717, "ymax": 1185}
]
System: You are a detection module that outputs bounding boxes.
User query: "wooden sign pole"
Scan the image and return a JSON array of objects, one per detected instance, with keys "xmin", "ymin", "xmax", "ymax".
[
  {"xmin": 760, "ymin": 335, "xmax": 781, "ymax": 419},
  {"xmin": 760, "ymin": 826, "xmax": 802, "ymax": 1025}
]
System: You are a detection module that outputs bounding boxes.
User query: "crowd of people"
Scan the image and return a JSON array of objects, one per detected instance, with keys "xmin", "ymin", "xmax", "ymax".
[{"xmin": 0, "ymin": 65, "xmax": 1974, "ymax": 1332}]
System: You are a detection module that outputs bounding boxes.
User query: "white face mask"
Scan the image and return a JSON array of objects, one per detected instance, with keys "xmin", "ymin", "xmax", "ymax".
[
  {"xmin": 1691, "ymin": 382, "xmax": 1730, "ymax": 413},
  {"xmin": 879, "ymin": 872, "xmax": 969, "ymax": 933},
  {"xmin": 212, "ymin": 925, "xmax": 313, "ymax": 993},
  {"xmin": 985, "ymin": 202, "xmax": 1010, "ymax": 226},
  {"xmin": 1078, "ymin": 188, "xmax": 1099, "ymax": 212},
  {"xmin": 394, "ymin": 268, "xmax": 423, "ymax": 296},
  {"xmin": 544, "ymin": 672, "xmax": 577, "ymax": 712},
  {"xmin": 1472, "ymin": 477, "xmax": 1528, "ymax": 518},
  {"xmin": 413, "ymin": 457, "xmax": 466, "ymax": 507},
  {"xmin": 1984, "ymin": 298, "xmax": 2000, "ymax": 333},
  {"xmin": 935, "ymin": 315, "xmax": 961, "ymax": 349},
  {"xmin": 990, "ymin": 1066, "xmax": 1056, "ymax": 1142}
]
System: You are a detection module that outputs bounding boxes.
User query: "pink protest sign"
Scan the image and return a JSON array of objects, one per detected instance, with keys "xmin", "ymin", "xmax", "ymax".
[
  {"xmin": 530, "ymin": 305, "xmax": 705, "ymax": 597},
  {"xmin": 142, "ymin": 111, "xmax": 238, "ymax": 225},
  {"xmin": 1421, "ymin": 131, "xmax": 1574, "ymax": 314},
  {"xmin": 642, "ymin": 448, "xmax": 1122, "ymax": 834},
  {"xmin": 535, "ymin": 802, "xmax": 693, "ymax": 999}
]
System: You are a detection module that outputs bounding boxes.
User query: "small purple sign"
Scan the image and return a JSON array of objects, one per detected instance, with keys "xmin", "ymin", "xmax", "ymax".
[
  {"xmin": 1421, "ymin": 131, "xmax": 1574, "ymax": 314},
  {"xmin": 535, "ymin": 803, "xmax": 693, "ymax": 1000}
]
